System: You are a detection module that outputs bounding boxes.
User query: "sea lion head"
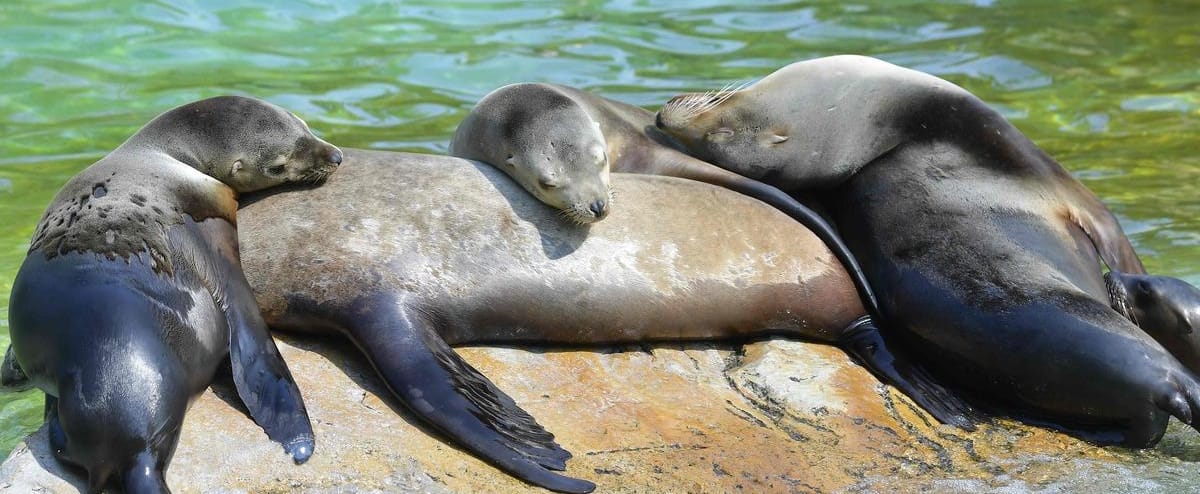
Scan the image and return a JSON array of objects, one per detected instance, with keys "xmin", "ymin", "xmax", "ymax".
[
  {"xmin": 655, "ymin": 56, "xmax": 945, "ymax": 190},
  {"xmin": 1107, "ymin": 271, "xmax": 1200, "ymax": 373},
  {"xmin": 452, "ymin": 83, "xmax": 612, "ymax": 224},
  {"xmin": 135, "ymin": 95, "xmax": 343, "ymax": 193}
]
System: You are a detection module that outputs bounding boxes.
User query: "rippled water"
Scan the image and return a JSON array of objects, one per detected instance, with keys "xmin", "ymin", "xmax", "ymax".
[{"xmin": 1, "ymin": 0, "xmax": 1197, "ymax": 483}]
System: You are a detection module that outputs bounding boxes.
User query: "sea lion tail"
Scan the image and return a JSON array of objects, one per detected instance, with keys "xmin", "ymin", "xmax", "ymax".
[{"xmin": 838, "ymin": 316, "xmax": 982, "ymax": 430}]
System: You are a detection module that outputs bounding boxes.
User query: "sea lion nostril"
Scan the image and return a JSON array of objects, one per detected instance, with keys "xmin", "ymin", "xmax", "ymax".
[
  {"xmin": 655, "ymin": 112, "xmax": 665, "ymax": 129},
  {"xmin": 329, "ymin": 148, "xmax": 343, "ymax": 165},
  {"xmin": 589, "ymin": 200, "xmax": 607, "ymax": 218}
]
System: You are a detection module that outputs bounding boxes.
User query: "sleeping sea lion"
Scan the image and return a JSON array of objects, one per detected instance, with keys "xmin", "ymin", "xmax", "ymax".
[
  {"xmin": 653, "ymin": 54, "xmax": 1200, "ymax": 447},
  {"xmin": 448, "ymin": 82, "xmax": 882, "ymax": 318},
  {"xmin": 7, "ymin": 96, "xmax": 341, "ymax": 493},
  {"xmin": 235, "ymin": 148, "xmax": 972, "ymax": 493}
]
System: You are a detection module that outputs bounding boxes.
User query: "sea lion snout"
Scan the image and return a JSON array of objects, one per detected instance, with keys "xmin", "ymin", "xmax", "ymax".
[{"xmin": 589, "ymin": 199, "xmax": 608, "ymax": 220}]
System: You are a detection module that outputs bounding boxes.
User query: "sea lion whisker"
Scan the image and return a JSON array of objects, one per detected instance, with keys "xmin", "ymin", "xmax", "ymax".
[{"xmin": 662, "ymin": 81, "xmax": 747, "ymax": 123}]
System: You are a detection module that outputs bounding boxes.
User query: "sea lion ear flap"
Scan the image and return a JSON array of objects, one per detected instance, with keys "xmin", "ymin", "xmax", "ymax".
[
  {"xmin": 232, "ymin": 159, "xmax": 244, "ymax": 173},
  {"xmin": 768, "ymin": 134, "xmax": 789, "ymax": 144}
]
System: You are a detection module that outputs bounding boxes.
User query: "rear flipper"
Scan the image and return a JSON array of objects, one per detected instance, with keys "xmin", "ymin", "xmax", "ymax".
[
  {"xmin": 119, "ymin": 451, "xmax": 169, "ymax": 494},
  {"xmin": 838, "ymin": 316, "xmax": 980, "ymax": 430},
  {"xmin": 2, "ymin": 344, "xmax": 28, "ymax": 387},
  {"xmin": 346, "ymin": 298, "xmax": 595, "ymax": 494},
  {"xmin": 51, "ymin": 371, "xmax": 182, "ymax": 494}
]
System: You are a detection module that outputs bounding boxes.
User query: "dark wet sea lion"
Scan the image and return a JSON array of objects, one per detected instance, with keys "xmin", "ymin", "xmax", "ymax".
[
  {"xmin": 654, "ymin": 54, "xmax": 1200, "ymax": 446},
  {"xmin": 448, "ymin": 82, "xmax": 882, "ymax": 318},
  {"xmin": 235, "ymin": 148, "xmax": 972, "ymax": 493},
  {"xmin": 1107, "ymin": 271, "xmax": 1200, "ymax": 374},
  {"xmin": 7, "ymin": 96, "xmax": 341, "ymax": 493}
]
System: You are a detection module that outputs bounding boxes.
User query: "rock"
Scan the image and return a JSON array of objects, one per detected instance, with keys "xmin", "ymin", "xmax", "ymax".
[{"xmin": 3, "ymin": 335, "xmax": 1200, "ymax": 493}]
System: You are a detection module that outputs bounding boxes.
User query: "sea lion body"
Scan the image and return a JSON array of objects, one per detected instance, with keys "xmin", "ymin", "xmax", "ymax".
[
  {"xmin": 655, "ymin": 55, "xmax": 1200, "ymax": 446},
  {"xmin": 8, "ymin": 96, "xmax": 341, "ymax": 492},
  {"xmin": 237, "ymin": 149, "xmax": 967, "ymax": 493}
]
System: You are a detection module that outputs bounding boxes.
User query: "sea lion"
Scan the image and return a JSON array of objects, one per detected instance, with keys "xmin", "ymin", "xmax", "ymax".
[
  {"xmin": 654, "ymin": 55, "xmax": 1200, "ymax": 446},
  {"xmin": 1107, "ymin": 271, "xmax": 1200, "ymax": 374},
  {"xmin": 7, "ymin": 96, "xmax": 341, "ymax": 492},
  {"xmin": 448, "ymin": 82, "xmax": 882, "ymax": 318},
  {"xmin": 235, "ymin": 148, "xmax": 972, "ymax": 493}
]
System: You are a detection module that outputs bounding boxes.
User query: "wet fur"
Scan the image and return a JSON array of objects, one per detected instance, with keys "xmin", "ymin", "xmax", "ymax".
[
  {"xmin": 8, "ymin": 96, "xmax": 337, "ymax": 492},
  {"xmin": 657, "ymin": 55, "xmax": 1199, "ymax": 446}
]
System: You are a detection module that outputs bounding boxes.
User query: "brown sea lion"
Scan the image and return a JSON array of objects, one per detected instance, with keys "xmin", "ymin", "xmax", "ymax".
[
  {"xmin": 7, "ymin": 96, "xmax": 341, "ymax": 493},
  {"xmin": 235, "ymin": 148, "xmax": 972, "ymax": 493},
  {"xmin": 653, "ymin": 54, "xmax": 1200, "ymax": 446}
]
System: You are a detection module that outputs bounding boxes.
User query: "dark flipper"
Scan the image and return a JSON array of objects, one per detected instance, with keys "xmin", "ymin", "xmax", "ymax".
[
  {"xmin": 227, "ymin": 311, "xmax": 315, "ymax": 463},
  {"xmin": 838, "ymin": 316, "xmax": 979, "ymax": 430},
  {"xmin": 225, "ymin": 280, "xmax": 315, "ymax": 464},
  {"xmin": 45, "ymin": 395, "xmax": 69, "ymax": 462},
  {"xmin": 120, "ymin": 451, "xmax": 169, "ymax": 494},
  {"xmin": 1062, "ymin": 187, "xmax": 1145, "ymax": 275},
  {"xmin": 346, "ymin": 298, "xmax": 594, "ymax": 493},
  {"xmin": 641, "ymin": 154, "xmax": 882, "ymax": 319},
  {"xmin": 2, "ymin": 344, "xmax": 29, "ymax": 387}
]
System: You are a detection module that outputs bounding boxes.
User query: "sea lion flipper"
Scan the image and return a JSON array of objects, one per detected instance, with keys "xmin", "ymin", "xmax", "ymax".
[
  {"xmin": 225, "ymin": 280, "xmax": 315, "ymax": 464},
  {"xmin": 348, "ymin": 302, "xmax": 595, "ymax": 493},
  {"xmin": 839, "ymin": 317, "xmax": 979, "ymax": 430},
  {"xmin": 1070, "ymin": 205, "xmax": 1146, "ymax": 275},
  {"xmin": 1, "ymin": 344, "xmax": 29, "ymax": 387}
]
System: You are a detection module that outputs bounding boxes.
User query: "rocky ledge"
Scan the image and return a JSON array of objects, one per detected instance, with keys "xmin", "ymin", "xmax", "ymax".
[{"xmin": 3, "ymin": 335, "xmax": 1200, "ymax": 493}]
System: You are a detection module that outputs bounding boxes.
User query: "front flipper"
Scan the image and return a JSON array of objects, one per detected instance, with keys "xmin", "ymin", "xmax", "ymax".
[
  {"xmin": 2, "ymin": 344, "xmax": 29, "ymax": 387},
  {"xmin": 838, "ymin": 316, "xmax": 980, "ymax": 430},
  {"xmin": 347, "ymin": 299, "xmax": 594, "ymax": 493},
  {"xmin": 224, "ymin": 277, "xmax": 315, "ymax": 463},
  {"xmin": 1065, "ymin": 188, "xmax": 1146, "ymax": 275},
  {"xmin": 189, "ymin": 216, "xmax": 314, "ymax": 463}
]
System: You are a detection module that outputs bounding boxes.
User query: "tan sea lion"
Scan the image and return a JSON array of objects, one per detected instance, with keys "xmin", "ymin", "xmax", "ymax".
[
  {"xmin": 448, "ymin": 82, "xmax": 882, "ymax": 317},
  {"xmin": 7, "ymin": 96, "xmax": 341, "ymax": 493},
  {"xmin": 235, "ymin": 148, "xmax": 973, "ymax": 493},
  {"xmin": 654, "ymin": 54, "xmax": 1200, "ymax": 446}
]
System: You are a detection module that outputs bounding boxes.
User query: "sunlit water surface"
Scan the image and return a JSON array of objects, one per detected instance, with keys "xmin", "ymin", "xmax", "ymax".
[{"xmin": 1, "ymin": 0, "xmax": 1197, "ymax": 488}]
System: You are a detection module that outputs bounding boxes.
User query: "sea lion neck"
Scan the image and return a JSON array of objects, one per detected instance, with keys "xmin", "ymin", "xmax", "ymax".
[{"xmin": 115, "ymin": 112, "xmax": 215, "ymax": 175}]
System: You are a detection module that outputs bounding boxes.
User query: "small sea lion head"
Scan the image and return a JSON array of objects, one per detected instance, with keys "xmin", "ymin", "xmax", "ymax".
[
  {"xmin": 1107, "ymin": 271, "xmax": 1200, "ymax": 373},
  {"xmin": 452, "ymin": 84, "xmax": 612, "ymax": 224},
  {"xmin": 503, "ymin": 113, "xmax": 612, "ymax": 225},
  {"xmin": 654, "ymin": 80, "xmax": 795, "ymax": 183},
  {"xmin": 151, "ymin": 95, "xmax": 343, "ymax": 193}
]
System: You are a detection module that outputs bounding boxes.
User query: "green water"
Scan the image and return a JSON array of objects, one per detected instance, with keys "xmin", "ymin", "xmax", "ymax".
[{"xmin": 0, "ymin": 0, "xmax": 1197, "ymax": 474}]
